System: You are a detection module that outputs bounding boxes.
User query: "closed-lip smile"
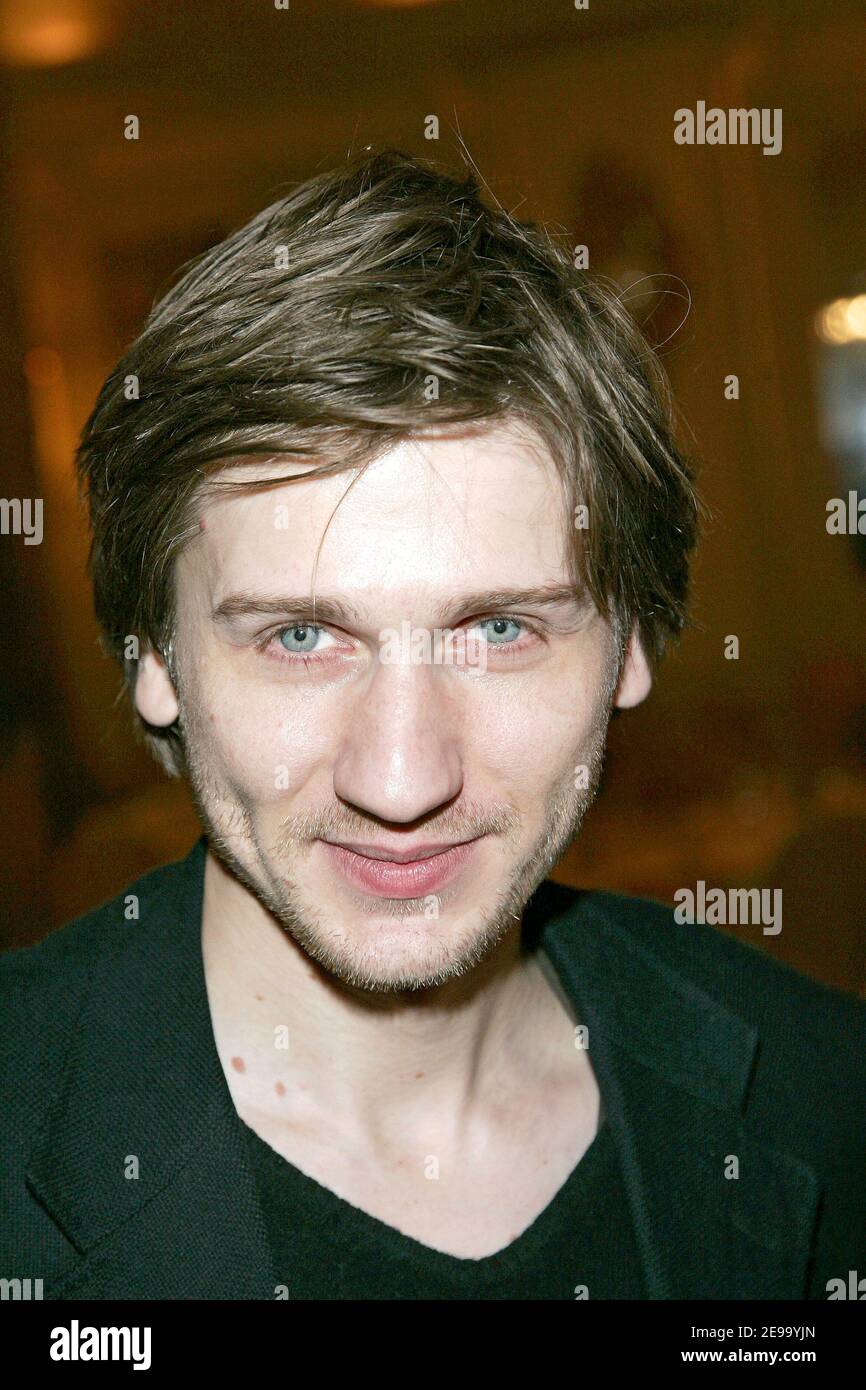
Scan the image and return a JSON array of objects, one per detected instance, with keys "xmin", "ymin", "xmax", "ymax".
[
  {"xmin": 321, "ymin": 838, "xmax": 478, "ymax": 863},
  {"xmin": 318, "ymin": 836, "xmax": 483, "ymax": 898}
]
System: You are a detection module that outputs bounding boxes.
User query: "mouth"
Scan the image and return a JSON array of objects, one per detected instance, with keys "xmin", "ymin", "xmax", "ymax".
[
  {"xmin": 324, "ymin": 838, "xmax": 479, "ymax": 864},
  {"xmin": 318, "ymin": 837, "xmax": 483, "ymax": 898}
]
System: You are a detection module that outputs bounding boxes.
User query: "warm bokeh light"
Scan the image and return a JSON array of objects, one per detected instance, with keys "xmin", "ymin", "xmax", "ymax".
[
  {"xmin": 0, "ymin": 0, "xmax": 109, "ymax": 67},
  {"xmin": 815, "ymin": 293, "xmax": 866, "ymax": 345},
  {"xmin": 23, "ymin": 345, "xmax": 63, "ymax": 387}
]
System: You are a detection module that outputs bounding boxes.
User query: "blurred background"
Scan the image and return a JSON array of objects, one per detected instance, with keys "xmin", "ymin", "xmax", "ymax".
[{"xmin": 0, "ymin": 0, "xmax": 864, "ymax": 993}]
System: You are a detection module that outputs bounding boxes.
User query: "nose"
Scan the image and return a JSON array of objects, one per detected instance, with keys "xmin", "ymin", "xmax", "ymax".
[{"xmin": 332, "ymin": 658, "xmax": 464, "ymax": 824}]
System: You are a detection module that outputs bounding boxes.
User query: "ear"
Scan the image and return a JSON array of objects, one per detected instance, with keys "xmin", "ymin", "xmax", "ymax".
[
  {"xmin": 613, "ymin": 624, "xmax": 653, "ymax": 710},
  {"xmin": 134, "ymin": 647, "xmax": 180, "ymax": 727}
]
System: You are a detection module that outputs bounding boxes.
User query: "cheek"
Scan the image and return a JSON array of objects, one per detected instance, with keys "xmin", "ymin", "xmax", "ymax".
[
  {"xmin": 461, "ymin": 671, "xmax": 605, "ymax": 793},
  {"xmin": 187, "ymin": 668, "xmax": 333, "ymax": 797}
]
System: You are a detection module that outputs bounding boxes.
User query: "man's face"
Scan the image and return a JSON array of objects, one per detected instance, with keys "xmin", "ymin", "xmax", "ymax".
[{"xmin": 138, "ymin": 421, "xmax": 650, "ymax": 992}]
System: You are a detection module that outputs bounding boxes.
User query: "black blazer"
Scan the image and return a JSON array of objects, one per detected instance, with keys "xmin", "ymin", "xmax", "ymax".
[{"xmin": 2, "ymin": 835, "xmax": 864, "ymax": 1300}]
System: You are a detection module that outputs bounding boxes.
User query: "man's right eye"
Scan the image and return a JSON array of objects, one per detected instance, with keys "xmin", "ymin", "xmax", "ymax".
[
  {"xmin": 254, "ymin": 623, "xmax": 351, "ymax": 669},
  {"xmin": 276, "ymin": 624, "xmax": 326, "ymax": 655}
]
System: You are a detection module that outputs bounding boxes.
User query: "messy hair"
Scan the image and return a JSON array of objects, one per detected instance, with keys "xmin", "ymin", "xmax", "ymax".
[{"xmin": 75, "ymin": 148, "xmax": 701, "ymax": 777}]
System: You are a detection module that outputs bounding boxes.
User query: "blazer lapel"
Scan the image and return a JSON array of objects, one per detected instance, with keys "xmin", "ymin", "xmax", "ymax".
[
  {"xmin": 26, "ymin": 837, "xmax": 277, "ymax": 1299},
  {"xmin": 534, "ymin": 884, "xmax": 821, "ymax": 1299}
]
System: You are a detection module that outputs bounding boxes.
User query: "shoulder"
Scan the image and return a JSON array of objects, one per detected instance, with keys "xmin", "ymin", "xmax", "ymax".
[
  {"xmin": 1, "ymin": 839, "xmax": 207, "ymax": 1175},
  {"xmin": 0, "ymin": 843, "xmax": 203, "ymax": 1095},
  {"xmin": 562, "ymin": 886, "xmax": 866, "ymax": 1155},
  {"xmin": 536, "ymin": 878, "xmax": 866, "ymax": 1115},
  {"xmin": 580, "ymin": 885, "xmax": 866, "ymax": 1035},
  {"xmin": 0, "ymin": 843, "xmax": 198, "ymax": 991}
]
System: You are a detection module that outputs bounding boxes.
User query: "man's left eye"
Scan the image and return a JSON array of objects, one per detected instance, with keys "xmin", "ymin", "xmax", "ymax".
[
  {"xmin": 473, "ymin": 617, "xmax": 524, "ymax": 645},
  {"xmin": 277, "ymin": 624, "xmax": 335, "ymax": 655}
]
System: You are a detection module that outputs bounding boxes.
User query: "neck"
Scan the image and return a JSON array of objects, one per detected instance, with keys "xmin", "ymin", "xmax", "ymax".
[{"xmin": 200, "ymin": 846, "xmax": 581, "ymax": 1152}]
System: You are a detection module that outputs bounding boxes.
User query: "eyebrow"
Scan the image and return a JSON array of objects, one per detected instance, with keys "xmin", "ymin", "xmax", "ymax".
[{"xmin": 211, "ymin": 583, "xmax": 591, "ymax": 628}]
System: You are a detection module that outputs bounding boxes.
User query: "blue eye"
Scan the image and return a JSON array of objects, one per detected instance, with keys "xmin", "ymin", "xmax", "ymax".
[
  {"xmin": 477, "ymin": 617, "xmax": 523, "ymax": 645},
  {"xmin": 278, "ymin": 624, "xmax": 322, "ymax": 654}
]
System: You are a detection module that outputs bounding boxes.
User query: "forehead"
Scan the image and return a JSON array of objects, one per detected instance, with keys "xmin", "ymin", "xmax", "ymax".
[{"xmin": 181, "ymin": 421, "xmax": 575, "ymax": 603}]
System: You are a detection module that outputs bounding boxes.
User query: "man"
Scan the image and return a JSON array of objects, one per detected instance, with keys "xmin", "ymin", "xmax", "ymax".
[{"xmin": 2, "ymin": 151, "xmax": 864, "ymax": 1301}]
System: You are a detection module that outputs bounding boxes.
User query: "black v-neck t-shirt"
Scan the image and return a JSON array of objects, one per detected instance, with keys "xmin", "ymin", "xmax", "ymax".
[{"xmin": 241, "ymin": 1113, "xmax": 646, "ymax": 1300}]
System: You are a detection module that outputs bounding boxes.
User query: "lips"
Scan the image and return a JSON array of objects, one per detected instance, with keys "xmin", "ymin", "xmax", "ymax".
[
  {"xmin": 326, "ymin": 839, "xmax": 476, "ymax": 863},
  {"xmin": 320, "ymin": 838, "xmax": 480, "ymax": 898}
]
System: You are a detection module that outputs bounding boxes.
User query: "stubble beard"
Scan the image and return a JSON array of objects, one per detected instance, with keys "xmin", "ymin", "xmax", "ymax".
[{"xmin": 178, "ymin": 681, "xmax": 612, "ymax": 995}]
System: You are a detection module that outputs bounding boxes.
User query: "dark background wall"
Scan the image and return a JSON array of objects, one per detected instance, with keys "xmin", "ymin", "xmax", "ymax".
[{"xmin": 1, "ymin": 0, "xmax": 864, "ymax": 994}]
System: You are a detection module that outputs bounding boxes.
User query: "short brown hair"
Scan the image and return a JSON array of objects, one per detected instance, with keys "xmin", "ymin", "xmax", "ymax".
[{"xmin": 75, "ymin": 148, "xmax": 701, "ymax": 777}]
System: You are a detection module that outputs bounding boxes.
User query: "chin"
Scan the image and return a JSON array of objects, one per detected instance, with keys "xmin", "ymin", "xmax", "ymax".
[{"xmin": 286, "ymin": 896, "xmax": 510, "ymax": 993}]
